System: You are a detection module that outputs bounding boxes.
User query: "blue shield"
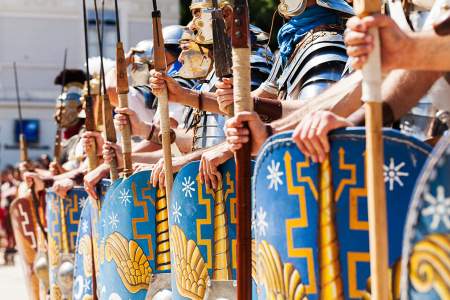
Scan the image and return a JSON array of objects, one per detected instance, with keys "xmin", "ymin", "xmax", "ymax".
[
  {"xmin": 401, "ymin": 134, "xmax": 450, "ymax": 300},
  {"xmin": 73, "ymin": 179, "xmax": 113, "ymax": 300},
  {"xmin": 72, "ymin": 199, "xmax": 95, "ymax": 300},
  {"xmin": 46, "ymin": 187, "xmax": 85, "ymax": 298},
  {"xmin": 253, "ymin": 129, "xmax": 431, "ymax": 299},
  {"xmin": 98, "ymin": 172, "xmax": 170, "ymax": 299},
  {"xmin": 170, "ymin": 158, "xmax": 239, "ymax": 299}
]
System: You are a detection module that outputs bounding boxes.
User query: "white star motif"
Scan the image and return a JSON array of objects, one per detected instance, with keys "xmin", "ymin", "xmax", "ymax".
[
  {"xmin": 182, "ymin": 176, "xmax": 196, "ymax": 198},
  {"xmin": 81, "ymin": 220, "xmax": 89, "ymax": 234},
  {"xmin": 79, "ymin": 197, "xmax": 88, "ymax": 209},
  {"xmin": 84, "ymin": 278, "xmax": 91, "ymax": 293},
  {"xmin": 422, "ymin": 185, "xmax": 450, "ymax": 230},
  {"xmin": 266, "ymin": 160, "xmax": 284, "ymax": 191},
  {"xmin": 108, "ymin": 213, "xmax": 119, "ymax": 230},
  {"xmin": 256, "ymin": 207, "xmax": 269, "ymax": 237},
  {"xmin": 172, "ymin": 202, "xmax": 183, "ymax": 224},
  {"xmin": 383, "ymin": 158, "xmax": 409, "ymax": 191},
  {"xmin": 118, "ymin": 189, "xmax": 132, "ymax": 207}
]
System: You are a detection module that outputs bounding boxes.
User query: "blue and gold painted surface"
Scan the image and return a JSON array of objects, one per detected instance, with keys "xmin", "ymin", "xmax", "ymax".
[
  {"xmin": 46, "ymin": 188, "xmax": 85, "ymax": 299},
  {"xmin": 253, "ymin": 128, "xmax": 431, "ymax": 299},
  {"xmin": 170, "ymin": 159, "xmax": 239, "ymax": 299},
  {"xmin": 402, "ymin": 134, "xmax": 450, "ymax": 300},
  {"xmin": 73, "ymin": 198, "xmax": 94, "ymax": 300},
  {"xmin": 98, "ymin": 172, "xmax": 168, "ymax": 299}
]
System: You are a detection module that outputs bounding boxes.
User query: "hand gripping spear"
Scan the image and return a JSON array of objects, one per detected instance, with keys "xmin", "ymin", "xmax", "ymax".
[
  {"xmin": 113, "ymin": 0, "xmax": 133, "ymax": 178},
  {"xmin": 353, "ymin": 1, "xmax": 389, "ymax": 299},
  {"xmin": 151, "ymin": 0, "xmax": 174, "ymax": 201},
  {"xmin": 53, "ymin": 49, "xmax": 68, "ymax": 165},
  {"xmin": 231, "ymin": 1, "xmax": 253, "ymax": 298},
  {"xmin": 82, "ymin": 0, "xmax": 98, "ymax": 172},
  {"xmin": 93, "ymin": 0, "xmax": 119, "ymax": 181}
]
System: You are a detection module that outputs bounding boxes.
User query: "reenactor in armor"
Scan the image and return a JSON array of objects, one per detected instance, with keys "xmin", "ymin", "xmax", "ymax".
[
  {"xmin": 145, "ymin": 0, "xmax": 273, "ymax": 189},
  {"xmin": 52, "ymin": 69, "xmax": 88, "ymax": 173},
  {"xmin": 225, "ymin": 0, "xmax": 450, "ymax": 163},
  {"xmin": 85, "ymin": 25, "xmax": 196, "ymax": 199}
]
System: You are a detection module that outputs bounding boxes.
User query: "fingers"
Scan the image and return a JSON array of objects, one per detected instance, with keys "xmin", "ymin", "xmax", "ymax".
[
  {"xmin": 199, "ymin": 158, "xmax": 206, "ymax": 185},
  {"xmin": 292, "ymin": 113, "xmax": 322, "ymax": 163},
  {"xmin": 226, "ymin": 112, "xmax": 258, "ymax": 128},
  {"xmin": 346, "ymin": 16, "xmax": 368, "ymax": 32},
  {"xmin": 102, "ymin": 142, "xmax": 120, "ymax": 163},
  {"xmin": 151, "ymin": 160, "xmax": 164, "ymax": 188},
  {"xmin": 298, "ymin": 117, "xmax": 320, "ymax": 163},
  {"xmin": 84, "ymin": 181, "xmax": 98, "ymax": 200},
  {"xmin": 159, "ymin": 166, "xmax": 166, "ymax": 189},
  {"xmin": 292, "ymin": 112, "xmax": 353, "ymax": 163},
  {"xmin": 206, "ymin": 161, "xmax": 221, "ymax": 191}
]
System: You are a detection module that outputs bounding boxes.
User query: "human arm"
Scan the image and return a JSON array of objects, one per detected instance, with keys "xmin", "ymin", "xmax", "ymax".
[{"xmin": 345, "ymin": 14, "xmax": 450, "ymax": 71}]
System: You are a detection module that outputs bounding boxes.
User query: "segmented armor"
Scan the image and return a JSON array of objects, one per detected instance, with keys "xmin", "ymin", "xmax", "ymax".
[
  {"xmin": 185, "ymin": 27, "xmax": 273, "ymax": 150},
  {"xmin": 261, "ymin": 24, "xmax": 348, "ymax": 101}
]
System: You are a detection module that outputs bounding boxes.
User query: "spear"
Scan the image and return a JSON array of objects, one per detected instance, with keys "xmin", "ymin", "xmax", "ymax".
[
  {"xmin": 53, "ymin": 49, "xmax": 68, "ymax": 164},
  {"xmin": 354, "ymin": 1, "xmax": 389, "ymax": 299},
  {"xmin": 231, "ymin": 1, "xmax": 253, "ymax": 298},
  {"xmin": 151, "ymin": 0, "xmax": 174, "ymax": 201},
  {"xmin": 14, "ymin": 62, "xmax": 48, "ymax": 239},
  {"xmin": 113, "ymin": 0, "xmax": 133, "ymax": 178},
  {"xmin": 13, "ymin": 62, "xmax": 28, "ymax": 163},
  {"xmin": 83, "ymin": 0, "xmax": 98, "ymax": 172},
  {"xmin": 211, "ymin": 0, "xmax": 233, "ymax": 116},
  {"xmin": 93, "ymin": 0, "xmax": 119, "ymax": 181}
]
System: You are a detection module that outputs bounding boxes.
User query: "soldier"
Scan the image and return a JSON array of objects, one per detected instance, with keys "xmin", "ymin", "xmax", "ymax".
[
  {"xmin": 52, "ymin": 69, "xmax": 88, "ymax": 173},
  {"xmin": 145, "ymin": 0, "xmax": 273, "ymax": 189},
  {"xmin": 226, "ymin": 0, "xmax": 450, "ymax": 162},
  {"xmin": 85, "ymin": 26, "xmax": 195, "ymax": 199}
]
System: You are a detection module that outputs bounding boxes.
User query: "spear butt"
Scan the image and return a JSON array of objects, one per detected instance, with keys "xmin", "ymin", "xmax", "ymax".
[
  {"xmin": 355, "ymin": 2, "xmax": 390, "ymax": 297},
  {"xmin": 231, "ymin": 15, "xmax": 253, "ymax": 299}
]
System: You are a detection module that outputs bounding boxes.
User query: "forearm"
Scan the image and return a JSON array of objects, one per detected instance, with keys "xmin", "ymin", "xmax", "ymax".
[
  {"xmin": 173, "ymin": 87, "xmax": 223, "ymax": 114},
  {"xmin": 348, "ymin": 70, "xmax": 442, "ymax": 125},
  {"xmin": 406, "ymin": 31, "xmax": 450, "ymax": 71},
  {"xmin": 132, "ymin": 150, "xmax": 164, "ymax": 164}
]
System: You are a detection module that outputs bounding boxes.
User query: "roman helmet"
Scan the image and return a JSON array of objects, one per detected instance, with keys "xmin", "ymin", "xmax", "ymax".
[
  {"xmin": 178, "ymin": 28, "xmax": 213, "ymax": 79},
  {"xmin": 130, "ymin": 40, "xmax": 154, "ymax": 86},
  {"xmin": 54, "ymin": 69, "xmax": 86, "ymax": 128},
  {"xmin": 130, "ymin": 25, "xmax": 184, "ymax": 86},
  {"xmin": 188, "ymin": 0, "xmax": 234, "ymax": 45},
  {"xmin": 278, "ymin": 0, "xmax": 354, "ymax": 18}
]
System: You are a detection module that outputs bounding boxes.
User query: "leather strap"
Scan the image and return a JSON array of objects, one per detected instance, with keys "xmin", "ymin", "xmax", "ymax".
[{"xmin": 253, "ymin": 97, "xmax": 283, "ymax": 122}]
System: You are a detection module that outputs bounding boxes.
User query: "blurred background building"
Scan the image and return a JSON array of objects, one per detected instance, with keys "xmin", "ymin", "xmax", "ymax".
[{"xmin": 0, "ymin": 0, "xmax": 179, "ymax": 168}]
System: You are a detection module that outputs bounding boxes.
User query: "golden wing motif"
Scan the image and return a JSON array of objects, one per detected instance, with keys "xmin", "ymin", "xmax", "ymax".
[
  {"xmin": 257, "ymin": 240, "xmax": 307, "ymax": 300},
  {"xmin": 362, "ymin": 259, "xmax": 402, "ymax": 300},
  {"xmin": 77, "ymin": 235, "xmax": 93, "ymax": 277},
  {"xmin": 104, "ymin": 232, "xmax": 152, "ymax": 293},
  {"xmin": 252, "ymin": 240, "xmax": 258, "ymax": 284},
  {"xmin": 49, "ymin": 236, "xmax": 61, "ymax": 267},
  {"xmin": 171, "ymin": 225, "xmax": 210, "ymax": 300},
  {"xmin": 409, "ymin": 234, "xmax": 450, "ymax": 299},
  {"xmin": 51, "ymin": 284, "xmax": 63, "ymax": 300}
]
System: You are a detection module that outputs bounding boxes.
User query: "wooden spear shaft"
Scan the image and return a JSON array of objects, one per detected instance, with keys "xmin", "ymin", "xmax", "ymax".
[
  {"xmin": 152, "ymin": 6, "xmax": 174, "ymax": 202},
  {"xmin": 354, "ymin": 1, "xmax": 389, "ymax": 299},
  {"xmin": 93, "ymin": 0, "xmax": 119, "ymax": 181},
  {"xmin": 114, "ymin": 0, "xmax": 133, "ymax": 178},
  {"xmin": 231, "ymin": 1, "xmax": 253, "ymax": 298}
]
